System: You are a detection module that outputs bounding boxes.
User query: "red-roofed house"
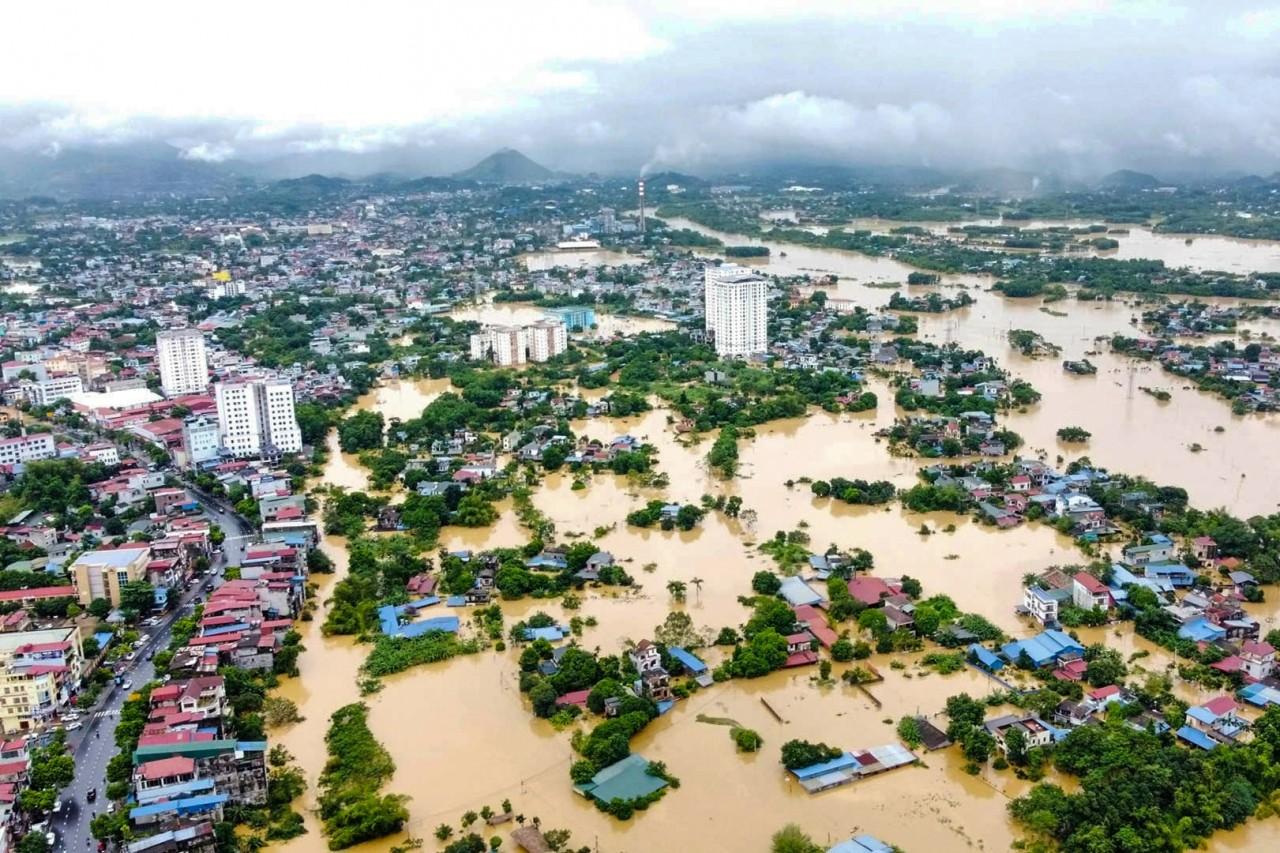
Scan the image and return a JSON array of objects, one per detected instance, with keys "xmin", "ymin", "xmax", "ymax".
[
  {"xmin": 848, "ymin": 576, "xmax": 895, "ymax": 607},
  {"xmin": 1240, "ymin": 640, "xmax": 1276, "ymax": 681},
  {"xmin": 1071, "ymin": 572, "xmax": 1113, "ymax": 611},
  {"xmin": 135, "ymin": 756, "xmax": 196, "ymax": 790}
]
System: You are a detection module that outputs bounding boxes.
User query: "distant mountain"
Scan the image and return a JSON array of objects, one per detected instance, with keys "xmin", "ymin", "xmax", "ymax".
[
  {"xmin": 453, "ymin": 149, "xmax": 558, "ymax": 184},
  {"xmin": 954, "ymin": 167, "xmax": 1078, "ymax": 196},
  {"xmin": 0, "ymin": 142, "xmax": 243, "ymax": 199},
  {"xmin": 1099, "ymin": 169, "xmax": 1161, "ymax": 190}
]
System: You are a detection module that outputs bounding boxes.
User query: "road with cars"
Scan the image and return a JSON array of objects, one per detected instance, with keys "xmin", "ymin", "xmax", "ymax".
[{"xmin": 48, "ymin": 500, "xmax": 236, "ymax": 853}]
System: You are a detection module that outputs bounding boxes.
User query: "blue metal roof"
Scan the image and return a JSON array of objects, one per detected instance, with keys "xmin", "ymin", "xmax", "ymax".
[
  {"xmin": 791, "ymin": 752, "xmax": 859, "ymax": 781},
  {"xmin": 667, "ymin": 646, "xmax": 708, "ymax": 674},
  {"xmin": 1176, "ymin": 725, "xmax": 1217, "ymax": 751},
  {"xmin": 129, "ymin": 793, "xmax": 228, "ymax": 819},
  {"xmin": 400, "ymin": 616, "xmax": 460, "ymax": 637},
  {"xmin": 968, "ymin": 644, "xmax": 1004, "ymax": 670}
]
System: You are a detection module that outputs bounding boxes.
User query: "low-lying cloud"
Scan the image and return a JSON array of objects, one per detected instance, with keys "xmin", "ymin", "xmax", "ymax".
[{"xmin": 3, "ymin": 1, "xmax": 1280, "ymax": 179}]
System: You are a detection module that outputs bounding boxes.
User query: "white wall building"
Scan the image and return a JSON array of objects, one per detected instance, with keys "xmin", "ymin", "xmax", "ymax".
[
  {"xmin": 704, "ymin": 263, "xmax": 768, "ymax": 358},
  {"xmin": 181, "ymin": 415, "xmax": 222, "ymax": 467},
  {"xmin": 156, "ymin": 329, "xmax": 209, "ymax": 397},
  {"xmin": 215, "ymin": 379, "xmax": 302, "ymax": 459},
  {"xmin": 470, "ymin": 327, "xmax": 527, "ymax": 366},
  {"xmin": 22, "ymin": 374, "xmax": 84, "ymax": 406},
  {"xmin": 0, "ymin": 432, "xmax": 56, "ymax": 466},
  {"xmin": 470, "ymin": 322, "xmax": 567, "ymax": 366},
  {"xmin": 526, "ymin": 321, "xmax": 568, "ymax": 363}
]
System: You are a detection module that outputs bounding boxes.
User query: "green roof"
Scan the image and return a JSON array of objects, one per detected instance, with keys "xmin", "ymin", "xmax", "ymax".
[{"xmin": 573, "ymin": 754, "xmax": 667, "ymax": 803}]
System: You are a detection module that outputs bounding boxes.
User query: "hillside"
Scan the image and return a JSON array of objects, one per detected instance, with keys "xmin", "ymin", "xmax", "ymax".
[{"xmin": 453, "ymin": 148, "xmax": 556, "ymax": 184}]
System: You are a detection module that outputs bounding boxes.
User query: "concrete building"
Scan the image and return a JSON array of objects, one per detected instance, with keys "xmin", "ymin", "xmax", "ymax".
[
  {"xmin": 0, "ymin": 626, "xmax": 86, "ymax": 733},
  {"xmin": 214, "ymin": 379, "xmax": 302, "ymax": 459},
  {"xmin": 181, "ymin": 416, "xmax": 221, "ymax": 468},
  {"xmin": 0, "ymin": 432, "xmax": 56, "ymax": 466},
  {"xmin": 704, "ymin": 263, "xmax": 768, "ymax": 358},
  {"xmin": 22, "ymin": 373, "xmax": 84, "ymax": 406},
  {"xmin": 157, "ymin": 329, "xmax": 209, "ymax": 397},
  {"xmin": 69, "ymin": 545, "xmax": 150, "ymax": 606},
  {"xmin": 470, "ymin": 326, "xmax": 526, "ymax": 366},
  {"xmin": 526, "ymin": 321, "xmax": 568, "ymax": 363}
]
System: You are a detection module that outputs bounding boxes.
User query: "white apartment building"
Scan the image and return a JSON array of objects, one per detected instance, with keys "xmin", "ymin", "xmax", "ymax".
[
  {"xmin": 0, "ymin": 432, "xmax": 55, "ymax": 466},
  {"xmin": 206, "ymin": 279, "xmax": 247, "ymax": 300},
  {"xmin": 470, "ymin": 327, "xmax": 527, "ymax": 366},
  {"xmin": 704, "ymin": 263, "xmax": 768, "ymax": 358},
  {"xmin": 21, "ymin": 373, "xmax": 84, "ymax": 406},
  {"xmin": 526, "ymin": 321, "xmax": 568, "ymax": 363},
  {"xmin": 470, "ymin": 322, "xmax": 567, "ymax": 366},
  {"xmin": 181, "ymin": 415, "xmax": 221, "ymax": 467},
  {"xmin": 156, "ymin": 329, "xmax": 209, "ymax": 397},
  {"xmin": 215, "ymin": 379, "xmax": 303, "ymax": 459}
]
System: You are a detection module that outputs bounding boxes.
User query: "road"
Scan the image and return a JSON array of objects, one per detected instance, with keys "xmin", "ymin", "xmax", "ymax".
[{"xmin": 51, "ymin": 499, "xmax": 237, "ymax": 853}]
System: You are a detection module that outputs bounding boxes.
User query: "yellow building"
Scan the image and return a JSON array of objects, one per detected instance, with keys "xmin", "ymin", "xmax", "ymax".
[
  {"xmin": 69, "ymin": 545, "xmax": 150, "ymax": 607},
  {"xmin": 0, "ymin": 627, "xmax": 85, "ymax": 733}
]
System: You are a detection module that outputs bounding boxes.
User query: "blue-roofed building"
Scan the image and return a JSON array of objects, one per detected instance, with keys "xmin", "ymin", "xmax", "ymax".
[
  {"xmin": 1178, "ymin": 617, "xmax": 1226, "ymax": 643},
  {"xmin": 779, "ymin": 576, "xmax": 822, "ymax": 607},
  {"xmin": 523, "ymin": 625, "xmax": 569, "ymax": 643},
  {"xmin": 1145, "ymin": 562, "xmax": 1197, "ymax": 587},
  {"xmin": 404, "ymin": 596, "xmax": 440, "ymax": 612},
  {"xmin": 525, "ymin": 552, "xmax": 568, "ymax": 570},
  {"xmin": 400, "ymin": 616, "xmax": 460, "ymax": 638},
  {"xmin": 829, "ymin": 836, "xmax": 893, "ymax": 853},
  {"xmin": 130, "ymin": 793, "xmax": 228, "ymax": 826},
  {"xmin": 1108, "ymin": 563, "xmax": 1173, "ymax": 602},
  {"xmin": 1240, "ymin": 683, "xmax": 1280, "ymax": 708},
  {"xmin": 1001, "ymin": 630, "xmax": 1085, "ymax": 667},
  {"xmin": 968, "ymin": 644, "xmax": 1004, "ymax": 672},
  {"xmin": 667, "ymin": 646, "xmax": 713, "ymax": 686},
  {"xmin": 1177, "ymin": 725, "xmax": 1218, "ymax": 751},
  {"xmin": 446, "ymin": 595, "xmax": 467, "ymax": 607}
]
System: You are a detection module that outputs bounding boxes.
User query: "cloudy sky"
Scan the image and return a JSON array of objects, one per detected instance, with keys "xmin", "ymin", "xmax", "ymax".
[{"xmin": 4, "ymin": 0, "xmax": 1279, "ymax": 177}]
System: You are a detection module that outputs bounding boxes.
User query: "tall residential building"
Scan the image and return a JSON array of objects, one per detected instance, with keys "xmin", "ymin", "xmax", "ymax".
[
  {"xmin": 470, "ymin": 327, "xmax": 527, "ymax": 366},
  {"xmin": 470, "ymin": 322, "xmax": 567, "ymax": 366},
  {"xmin": 181, "ymin": 415, "xmax": 221, "ymax": 468},
  {"xmin": 69, "ymin": 545, "xmax": 151, "ymax": 606},
  {"xmin": 0, "ymin": 627, "xmax": 85, "ymax": 732},
  {"xmin": 157, "ymin": 329, "xmax": 209, "ymax": 397},
  {"xmin": 215, "ymin": 379, "xmax": 303, "ymax": 459},
  {"xmin": 526, "ymin": 321, "xmax": 568, "ymax": 363},
  {"xmin": 704, "ymin": 263, "xmax": 769, "ymax": 358}
]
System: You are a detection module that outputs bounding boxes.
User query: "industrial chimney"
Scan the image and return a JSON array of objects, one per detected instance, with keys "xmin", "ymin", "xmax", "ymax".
[{"xmin": 637, "ymin": 180, "xmax": 646, "ymax": 235}]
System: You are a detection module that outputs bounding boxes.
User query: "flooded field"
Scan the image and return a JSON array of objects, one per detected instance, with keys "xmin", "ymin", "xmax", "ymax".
[{"xmin": 274, "ymin": 217, "xmax": 1280, "ymax": 851}]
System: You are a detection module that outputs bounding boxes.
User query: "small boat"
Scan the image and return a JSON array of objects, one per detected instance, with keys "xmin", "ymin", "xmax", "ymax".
[{"xmin": 779, "ymin": 251, "xmax": 788, "ymax": 257}]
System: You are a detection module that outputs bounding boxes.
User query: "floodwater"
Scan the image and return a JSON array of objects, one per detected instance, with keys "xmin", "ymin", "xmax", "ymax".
[
  {"xmin": 836, "ymin": 217, "xmax": 1280, "ymax": 274},
  {"xmin": 667, "ymin": 217, "xmax": 1280, "ymax": 517},
  {"xmin": 275, "ymin": 231, "xmax": 1280, "ymax": 853},
  {"xmin": 522, "ymin": 249, "xmax": 646, "ymax": 271},
  {"xmin": 448, "ymin": 301, "xmax": 674, "ymax": 338}
]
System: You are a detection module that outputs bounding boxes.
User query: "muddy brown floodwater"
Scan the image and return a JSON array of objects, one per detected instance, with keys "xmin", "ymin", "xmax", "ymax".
[{"xmin": 271, "ymin": 222, "xmax": 1280, "ymax": 851}]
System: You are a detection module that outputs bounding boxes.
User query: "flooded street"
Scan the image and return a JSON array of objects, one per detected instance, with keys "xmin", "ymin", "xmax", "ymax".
[{"xmin": 272, "ymin": 220, "xmax": 1280, "ymax": 852}]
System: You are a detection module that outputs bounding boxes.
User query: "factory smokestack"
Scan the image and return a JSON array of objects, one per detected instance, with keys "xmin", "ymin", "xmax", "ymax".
[{"xmin": 637, "ymin": 179, "xmax": 646, "ymax": 235}]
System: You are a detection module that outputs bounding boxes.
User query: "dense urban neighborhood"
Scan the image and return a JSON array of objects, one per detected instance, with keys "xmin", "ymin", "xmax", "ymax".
[{"xmin": 0, "ymin": 164, "xmax": 1279, "ymax": 853}]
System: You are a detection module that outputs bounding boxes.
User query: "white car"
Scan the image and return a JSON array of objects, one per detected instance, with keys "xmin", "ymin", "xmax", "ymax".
[
  {"xmin": 45, "ymin": 832, "xmax": 55, "ymax": 847},
  {"xmin": 62, "ymin": 712, "xmax": 81, "ymax": 722},
  {"xmin": 64, "ymin": 721, "xmax": 82, "ymax": 731},
  {"xmin": 51, "ymin": 799, "xmax": 62, "ymax": 814}
]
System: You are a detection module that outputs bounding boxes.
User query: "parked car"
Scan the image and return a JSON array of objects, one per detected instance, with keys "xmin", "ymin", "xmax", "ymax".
[
  {"xmin": 86, "ymin": 788, "xmax": 97, "ymax": 802},
  {"xmin": 51, "ymin": 799, "xmax": 62, "ymax": 814},
  {"xmin": 64, "ymin": 721, "xmax": 82, "ymax": 731},
  {"xmin": 45, "ymin": 831, "xmax": 55, "ymax": 847},
  {"xmin": 62, "ymin": 712, "xmax": 81, "ymax": 722}
]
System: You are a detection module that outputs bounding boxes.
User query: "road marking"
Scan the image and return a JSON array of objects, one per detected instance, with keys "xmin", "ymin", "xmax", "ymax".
[{"xmin": 92, "ymin": 710, "xmax": 121, "ymax": 719}]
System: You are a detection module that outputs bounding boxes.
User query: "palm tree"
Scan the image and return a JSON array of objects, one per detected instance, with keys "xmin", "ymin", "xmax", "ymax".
[
  {"xmin": 667, "ymin": 580, "xmax": 687, "ymax": 602},
  {"xmin": 690, "ymin": 576, "xmax": 705, "ymax": 601},
  {"xmin": 1022, "ymin": 572, "xmax": 1040, "ymax": 588}
]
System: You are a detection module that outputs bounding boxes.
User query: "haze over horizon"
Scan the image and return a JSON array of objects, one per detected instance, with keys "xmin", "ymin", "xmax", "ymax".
[{"xmin": 5, "ymin": 0, "xmax": 1280, "ymax": 180}]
